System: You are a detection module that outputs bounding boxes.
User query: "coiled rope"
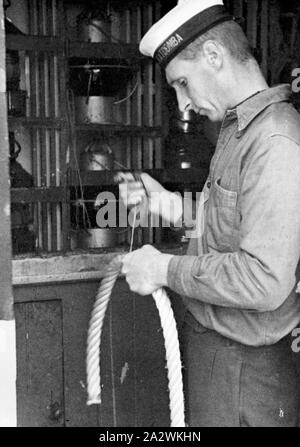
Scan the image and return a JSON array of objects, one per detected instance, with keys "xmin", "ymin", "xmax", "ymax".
[{"xmin": 86, "ymin": 254, "xmax": 185, "ymax": 427}]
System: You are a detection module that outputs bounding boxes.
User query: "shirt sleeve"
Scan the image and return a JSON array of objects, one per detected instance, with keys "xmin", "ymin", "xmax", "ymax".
[{"xmin": 167, "ymin": 135, "xmax": 300, "ymax": 312}]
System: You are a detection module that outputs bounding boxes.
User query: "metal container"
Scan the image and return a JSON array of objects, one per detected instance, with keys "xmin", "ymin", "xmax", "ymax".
[
  {"xmin": 75, "ymin": 96, "xmax": 117, "ymax": 124},
  {"xmin": 69, "ymin": 60, "xmax": 133, "ymax": 97},
  {"xmin": 80, "ymin": 140, "xmax": 114, "ymax": 171},
  {"xmin": 77, "ymin": 17, "xmax": 111, "ymax": 43},
  {"xmin": 78, "ymin": 228, "xmax": 119, "ymax": 248},
  {"xmin": 6, "ymin": 50, "xmax": 20, "ymax": 83},
  {"xmin": 77, "ymin": 8, "xmax": 111, "ymax": 43},
  {"xmin": 7, "ymin": 89, "xmax": 27, "ymax": 117}
]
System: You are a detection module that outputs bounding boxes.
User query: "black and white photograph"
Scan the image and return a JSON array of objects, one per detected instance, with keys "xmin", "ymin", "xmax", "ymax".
[{"xmin": 0, "ymin": 0, "xmax": 300, "ymax": 435}]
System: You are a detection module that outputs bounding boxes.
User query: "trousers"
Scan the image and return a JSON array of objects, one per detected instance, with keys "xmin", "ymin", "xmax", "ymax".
[{"xmin": 180, "ymin": 311, "xmax": 300, "ymax": 427}]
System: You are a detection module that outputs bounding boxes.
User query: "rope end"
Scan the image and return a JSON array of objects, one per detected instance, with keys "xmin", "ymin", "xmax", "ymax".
[{"xmin": 87, "ymin": 396, "xmax": 101, "ymax": 406}]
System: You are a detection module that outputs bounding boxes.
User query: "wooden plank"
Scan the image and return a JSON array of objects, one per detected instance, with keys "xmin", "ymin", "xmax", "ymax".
[
  {"xmin": 154, "ymin": 1, "xmax": 163, "ymax": 244},
  {"xmin": 49, "ymin": 129, "xmax": 57, "ymax": 251},
  {"xmin": 49, "ymin": 129, "xmax": 56, "ymax": 187},
  {"xmin": 124, "ymin": 5, "xmax": 132, "ymax": 228},
  {"xmin": 246, "ymin": 0, "xmax": 258, "ymax": 50},
  {"xmin": 56, "ymin": 0, "xmax": 66, "ymax": 39},
  {"xmin": 41, "ymin": 0, "xmax": 47, "ymax": 36},
  {"xmin": 31, "ymin": 128, "xmax": 38, "ymax": 185},
  {"xmin": 52, "ymin": 0, "xmax": 58, "ymax": 36},
  {"xmin": 61, "ymin": 130, "xmax": 71, "ymax": 251},
  {"xmin": 56, "ymin": 202, "xmax": 62, "ymax": 251},
  {"xmin": 6, "ymin": 34, "xmax": 63, "ymax": 52},
  {"xmin": 55, "ymin": 128, "xmax": 62, "ymax": 250},
  {"xmin": 110, "ymin": 279, "xmax": 136, "ymax": 426},
  {"xmin": 8, "ymin": 117, "xmax": 66, "ymax": 128},
  {"xmin": 260, "ymin": 0, "xmax": 269, "ymax": 78},
  {"xmin": 79, "ymin": 166, "xmax": 208, "ymax": 187},
  {"xmin": 28, "ymin": 0, "xmax": 38, "ymax": 35},
  {"xmin": 45, "ymin": 130, "xmax": 52, "ymax": 250},
  {"xmin": 14, "ymin": 300, "xmax": 65, "ymax": 426},
  {"xmin": 55, "ymin": 0, "xmax": 69, "ymax": 251},
  {"xmin": 233, "ymin": 0, "xmax": 244, "ymax": 19},
  {"xmin": 28, "ymin": 51, "xmax": 37, "ymax": 118},
  {"xmin": 118, "ymin": 8, "xmax": 131, "ymax": 128},
  {"xmin": 44, "ymin": 54, "xmax": 50, "ymax": 118},
  {"xmin": 268, "ymin": 0, "xmax": 282, "ymax": 85},
  {"xmin": 76, "ymin": 124, "xmax": 162, "ymax": 137},
  {"xmin": 154, "ymin": 1, "xmax": 162, "ymax": 169},
  {"xmin": 11, "ymin": 187, "xmax": 66, "ymax": 203},
  {"xmin": 60, "ymin": 283, "xmax": 102, "ymax": 426},
  {"xmin": 46, "ymin": 0, "xmax": 53, "ymax": 36},
  {"xmin": 38, "ymin": 53, "xmax": 46, "ymax": 118},
  {"xmin": 130, "ymin": 5, "xmax": 143, "ymax": 246},
  {"xmin": 39, "ymin": 127, "xmax": 48, "ymax": 251},
  {"xmin": 134, "ymin": 294, "xmax": 170, "ymax": 426},
  {"xmin": 68, "ymin": 41, "xmax": 145, "ymax": 61},
  {"xmin": 37, "ymin": 0, "xmax": 44, "ymax": 36},
  {"xmin": 30, "ymin": 127, "xmax": 39, "ymax": 250},
  {"xmin": 0, "ymin": 0, "xmax": 14, "ymax": 320},
  {"xmin": 142, "ymin": 3, "xmax": 154, "ymax": 244},
  {"xmin": 142, "ymin": 5, "xmax": 153, "ymax": 169}
]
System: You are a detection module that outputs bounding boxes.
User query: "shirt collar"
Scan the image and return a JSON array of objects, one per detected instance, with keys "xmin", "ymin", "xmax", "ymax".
[{"xmin": 225, "ymin": 84, "xmax": 292, "ymax": 132}]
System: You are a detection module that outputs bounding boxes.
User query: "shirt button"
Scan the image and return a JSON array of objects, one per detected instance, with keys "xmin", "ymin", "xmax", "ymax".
[{"xmin": 207, "ymin": 181, "xmax": 211, "ymax": 188}]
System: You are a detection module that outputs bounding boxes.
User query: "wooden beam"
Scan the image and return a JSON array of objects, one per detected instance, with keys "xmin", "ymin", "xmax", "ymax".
[
  {"xmin": 11, "ymin": 187, "xmax": 67, "ymax": 203},
  {"xmin": 8, "ymin": 117, "xmax": 66, "ymax": 129},
  {"xmin": 0, "ymin": 5, "xmax": 14, "ymax": 320},
  {"xmin": 0, "ymin": 0, "xmax": 17, "ymax": 427},
  {"xmin": 6, "ymin": 34, "xmax": 63, "ymax": 52},
  {"xmin": 6, "ymin": 34, "xmax": 146, "ymax": 63},
  {"xmin": 68, "ymin": 41, "xmax": 145, "ymax": 61},
  {"xmin": 76, "ymin": 123, "xmax": 162, "ymax": 137},
  {"xmin": 79, "ymin": 167, "xmax": 209, "ymax": 187}
]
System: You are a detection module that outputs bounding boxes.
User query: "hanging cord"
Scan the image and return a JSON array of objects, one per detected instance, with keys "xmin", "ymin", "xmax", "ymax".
[
  {"xmin": 113, "ymin": 79, "xmax": 138, "ymax": 105},
  {"xmin": 66, "ymin": 88, "xmax": 92, "ymax": 230},
  {"xmin": 86, "ymin": 254, "xmax": 185, "ymax": 427}
]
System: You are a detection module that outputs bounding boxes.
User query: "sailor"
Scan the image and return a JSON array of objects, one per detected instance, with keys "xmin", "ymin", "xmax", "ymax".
[{"xmin": 120, "ymin": 0, "xmax": 300, "ymax": 426}]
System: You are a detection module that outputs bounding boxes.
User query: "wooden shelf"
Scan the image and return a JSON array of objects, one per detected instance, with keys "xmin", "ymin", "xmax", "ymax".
[
  {"xmin": 68, "ymin": 41, "xmax": 145, "ymax": 61},
  {"xmin": 6, "ymin": 34, "xmax": 63, "ymax": 52},
  {"xmin": 5, "ymin": 34, "xmax": 147, "ymax": 62},
  {"xmin": 75, "ymin": 123, "xmax": 162, "ymax": 137},
  {"xmin": 8, "ymin": 117, "xmax": 67, "ymax": 129},
  {"xmin": 11, "ymin": 187, "xmax": 68, "ymax": 203},
  {"xmin": 76, "ymin": 168, "xmax": 208, "ymax": 187}
]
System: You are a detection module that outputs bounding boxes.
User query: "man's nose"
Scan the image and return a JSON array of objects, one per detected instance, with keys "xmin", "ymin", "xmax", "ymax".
[{"xmin": 176, "ymin": 91, "xmax": 192, "ymax": 113}]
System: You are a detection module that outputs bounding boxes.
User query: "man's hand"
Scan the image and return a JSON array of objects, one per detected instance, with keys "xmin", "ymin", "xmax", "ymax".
[
  {"xmin": 118, "ymin": 172, "xmax": 182, "ymax": 226},
  {"xmin": 121, "ymin": 245, "xmax": 174, "ymax": 295}
]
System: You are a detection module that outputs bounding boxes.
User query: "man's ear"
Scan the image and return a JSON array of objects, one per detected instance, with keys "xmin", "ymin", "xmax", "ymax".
[{"xmin": 202, "ymin": 40, "xmax": 223, "ymax": 70}]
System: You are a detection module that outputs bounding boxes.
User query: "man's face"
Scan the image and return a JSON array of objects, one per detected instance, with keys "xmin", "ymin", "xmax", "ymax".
[{"xmin": 165, "ymin": 53, "xmax": 225, "ymax": 122}]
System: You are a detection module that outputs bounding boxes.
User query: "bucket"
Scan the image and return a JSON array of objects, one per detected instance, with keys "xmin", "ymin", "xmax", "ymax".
[{"xmin": 75, "ymin": 96, "xmax": 117, "ymax": 124}]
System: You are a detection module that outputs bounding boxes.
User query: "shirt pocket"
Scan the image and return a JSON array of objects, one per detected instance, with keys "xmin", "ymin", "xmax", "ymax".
[{"xmin": 206, "ymin": 177, "xmax": 238, "ymax": 251}]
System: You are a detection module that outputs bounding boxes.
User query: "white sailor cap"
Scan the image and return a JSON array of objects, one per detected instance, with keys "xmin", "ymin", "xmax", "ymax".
[{"xmin": 139, "ymin": 0, "xmax": 233, "ymax": 68}]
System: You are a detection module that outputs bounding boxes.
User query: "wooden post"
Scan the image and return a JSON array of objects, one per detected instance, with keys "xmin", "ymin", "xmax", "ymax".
[{"xmin": 0, "ymin": 1, "xmax": 17, "ymax": 426}]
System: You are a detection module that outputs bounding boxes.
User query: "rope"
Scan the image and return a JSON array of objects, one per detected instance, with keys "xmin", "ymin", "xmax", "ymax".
[{"xmin": 86, "ymin": 255, "xmax": 185, "ymax": 427}]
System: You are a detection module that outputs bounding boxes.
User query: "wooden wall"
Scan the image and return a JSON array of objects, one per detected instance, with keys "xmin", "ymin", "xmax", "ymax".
[{"xmin": 14, "ymin": 278, "xmax": 174, "ymax": 426}]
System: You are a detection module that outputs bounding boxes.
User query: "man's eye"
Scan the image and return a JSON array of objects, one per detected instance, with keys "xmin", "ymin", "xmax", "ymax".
[{"xmin": 179, "ymin": 79, "xmax": 187, "ymax": 87}]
